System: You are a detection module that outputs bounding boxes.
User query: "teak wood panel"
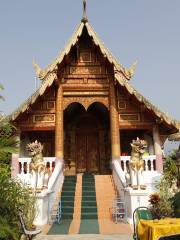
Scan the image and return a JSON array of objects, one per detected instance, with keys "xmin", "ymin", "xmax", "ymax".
[{"xmin": 76, "ymin": 132, "xmax": 99, "ymax": 173}]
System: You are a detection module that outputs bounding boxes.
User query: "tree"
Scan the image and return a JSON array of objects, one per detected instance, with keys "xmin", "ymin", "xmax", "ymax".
[
  {"xmin": 0, "ymin": 84, "xmax": 18, "ymax": 166},
  {"xmin": 0, "ymin": 120, "xmax": 18, "ymax": 166},
  {"xmin": 0, "ymin": 85, "xmax": 37, "ymax": 239},
  {"xmin": 163, "ymin": 150, "xmax": 178, "ymax": 186},
  {"xmin": 149, "ymin": 149, "xmax": 179, "ymax": 218}
]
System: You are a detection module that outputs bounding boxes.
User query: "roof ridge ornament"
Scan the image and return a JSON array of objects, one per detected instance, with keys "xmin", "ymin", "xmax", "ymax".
[
  {"xmin": 32, "ymin": 60, "xmax": 45, "ymax": 80},
  {"xmin": 124, "ymin": 60, "xmax": 138, "ymax": 79},
  {"xmin": 81, "ymin": 0, "xmax": 88, "ymax": 23}
]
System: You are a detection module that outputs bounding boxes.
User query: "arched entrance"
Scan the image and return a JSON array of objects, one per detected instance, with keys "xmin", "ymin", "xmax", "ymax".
[
  {"xmin": 64, "ymin": 102, "xmax": 110, "ymax": 174},
  {"xmin": 75, "ymin": 113, "xmax": 99, "ymax": 173}
]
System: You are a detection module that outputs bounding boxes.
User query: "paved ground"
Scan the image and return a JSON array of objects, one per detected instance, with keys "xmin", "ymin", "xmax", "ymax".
[{"xmin": 35, "ymin": 234, "xmax": 133, "ymax": 240}]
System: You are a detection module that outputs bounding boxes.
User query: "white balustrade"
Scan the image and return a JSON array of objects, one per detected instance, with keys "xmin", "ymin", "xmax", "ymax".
[
  {"xmin": 113, "ymin": 156, "xmax": 161, "ymax": 224},
  {"xmin": 120, "ymin": 155, "xmax": 156, "ymax": 173},
  {"xmin": 17, "ymin": 157, "xmax": 56, "ymax": 185}
]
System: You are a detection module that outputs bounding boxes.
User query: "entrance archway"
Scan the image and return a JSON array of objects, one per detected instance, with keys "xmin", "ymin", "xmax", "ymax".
[
  {"xmin": 75, "ymin": 113, "xmax": 99, "ymax": 173},
  {"xmin": 64, "ymin": 102, "xmax": 110, "ymax": 174}
]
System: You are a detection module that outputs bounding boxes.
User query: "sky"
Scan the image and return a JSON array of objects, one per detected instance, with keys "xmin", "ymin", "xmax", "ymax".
[{"xmin": 0, "ymin": 0, "xmax": 180, "ymax": 124}]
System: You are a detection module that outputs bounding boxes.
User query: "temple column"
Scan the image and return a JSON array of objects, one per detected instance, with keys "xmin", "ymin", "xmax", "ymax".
[
  {"xmin": 153, "ymin": 124, "xmax": 163, "ymax": 174},
  {"xmin": 109, "ymin": 82, "xmax": 121, "ymax": 161},
  {"xmin": 55, "ymin": 85, "xmax": 64, "ymax": 159},
  {"xmin": 11, "ymin": 128, "xmax": 21, "ymax": 177}
]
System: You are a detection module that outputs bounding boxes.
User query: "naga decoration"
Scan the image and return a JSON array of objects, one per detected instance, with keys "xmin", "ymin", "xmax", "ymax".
[
  {"xmin": 129, "ymin": 137, "xmax": 147, "ymax": 190},
  {"xmin": 26, "ymin": 140, "xmax": 46, "ymax": 190},
  {"xmin": 125, "ymin": 61, "xmax": 138, "ymax": 79}
]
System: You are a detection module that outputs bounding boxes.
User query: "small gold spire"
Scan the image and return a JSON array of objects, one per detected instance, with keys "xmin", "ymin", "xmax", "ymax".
[{"xmin": 81, "ymin": 0, "xmax": 88, "ymax": 23}]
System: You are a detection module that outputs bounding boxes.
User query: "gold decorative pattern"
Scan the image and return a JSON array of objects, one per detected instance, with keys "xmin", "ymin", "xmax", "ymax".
[
  {"xmin": 63, "ymin": 96, "xmax": 109, "ymax": 110},
  {"xmin": 109, "ymin": 82, "xmax": 121, "ymax": 157},
  {"xmin": 33, "ymin": 114, "xmax": 55, "ymax": 123},
  {"xmin": 88, "ymin": 78, "xmax": 109, "ymax": 84},
  {"xmin": 7, "ymin": 21, "xmax": 179, "ymax": 132},
  {"xmin": 36, "ymin": 22, "xmax": 133, "ymax": 80},
  {"xmin": 119, "ymin": 114, "xmax": 140, "ymax": 122},
  {"xmin": 63, "ymin": 91, "xmax": 108, "ymax": 96},
  {"xmin": 65, "ymin": 78, "xmax": 84, "ymax": 84},
  {"xmin": 70, "ymin": 66, "xmax": 101, "ymax": 75},
  {"xmin": 79, "ymin": 51, "xmax": 92, "ymax": 62}
]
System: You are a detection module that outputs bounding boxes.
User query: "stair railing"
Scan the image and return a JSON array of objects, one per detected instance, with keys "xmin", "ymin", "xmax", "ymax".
[
  {"xmin": 49, "ymin": 192, "xmax": 62, "ymax": 224},
  {"xmin": 110, "ymin": 175, "xmax": 119, "ymax": 198}
]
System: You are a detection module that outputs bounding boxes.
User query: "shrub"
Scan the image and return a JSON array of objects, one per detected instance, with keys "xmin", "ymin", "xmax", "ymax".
[
  {"xmin": 0, "ymin": 166, "xmax": 37, "ymax": 239},
  {"xmin": 0, "ymin": 216, "xmax": 19, "ymax": 240},
  {"xmin": 171, "ymin": 192, "xmax": 180, "ymax": 218},
  {"xmin": 149, "ymin": 177, "xmax": 174, "ymax": 219},
  {"xmin": 163, "ymin": 150, "xmax": 178, "ymax": 185}
]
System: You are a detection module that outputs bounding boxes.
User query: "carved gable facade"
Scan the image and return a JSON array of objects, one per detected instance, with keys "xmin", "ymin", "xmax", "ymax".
[{"xmin": 9, "ymin": 21, "xmax": 179, "ymax": 174}]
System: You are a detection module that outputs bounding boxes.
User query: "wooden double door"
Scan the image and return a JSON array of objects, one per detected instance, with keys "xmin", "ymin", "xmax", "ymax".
[{"xmin": 76, "ymin": 131, "xmax": 99, "ymax": 173}]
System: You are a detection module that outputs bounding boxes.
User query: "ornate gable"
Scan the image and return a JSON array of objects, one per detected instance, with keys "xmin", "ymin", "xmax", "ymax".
[{"xmin": 7, "ymin": 17, "xmax": 179, "ymax": 133}]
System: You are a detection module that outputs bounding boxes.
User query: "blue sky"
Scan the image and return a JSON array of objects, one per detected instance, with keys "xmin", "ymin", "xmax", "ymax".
[{"xmin": 0, "ymin": 0, "xmax": 180, "ymax": 122}]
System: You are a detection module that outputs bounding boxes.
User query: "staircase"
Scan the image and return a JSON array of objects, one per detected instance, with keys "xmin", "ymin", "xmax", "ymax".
[
  {"xmin": 95, "ymin": 175, "xmax": 116, "ymax": 220},
  {"xmin": 61, "ymin": 176, "xmax": 77, "ymax": 220},
  {"xmin": 48, "ymin": 176, "xmax": 77, "ymax": 235},
  {"xmin": 81, "ymin": 173, "xmax": 98, "ymax": 219},
  {"xmin": 95, "ymin": 175, "xmax": 130, "ymax": 234},
  {"xmin": 79, "ymin": 173, "xmax": 99, "ymax": 234},
  {"xmin": 47, "ymin": 174, "xmax": 132, "ymax": 236}
]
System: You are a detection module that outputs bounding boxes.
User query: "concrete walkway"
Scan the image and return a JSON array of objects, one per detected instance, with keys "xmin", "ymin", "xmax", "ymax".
[{"xmin": 36, "ymin": 234, "xmax": 133, "ymax": 240}]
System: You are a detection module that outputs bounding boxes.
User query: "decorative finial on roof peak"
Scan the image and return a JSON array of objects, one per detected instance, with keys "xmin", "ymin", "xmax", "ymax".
[
  {"xmin": 81, "ymin": 0, "xmax": 88, "ymax": 23},
  {"xmin": 32, "ymin": 60, "xmax": 45, "ymax": 80}
]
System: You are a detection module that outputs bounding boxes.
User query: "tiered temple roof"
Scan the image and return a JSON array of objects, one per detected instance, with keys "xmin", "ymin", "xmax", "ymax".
[{"xmin": 8, "ymin": 18, "xmax": 180, "ymax": 131}]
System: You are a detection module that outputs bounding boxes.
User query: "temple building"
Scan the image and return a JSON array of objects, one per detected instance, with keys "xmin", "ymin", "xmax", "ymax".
[
  {"xmin": 9, "ymin": 1, "xmax": 180, "ymax": 229},
  {"xmin": 9, "ymin": 10, "xmax": 179, "ymax": 175}
]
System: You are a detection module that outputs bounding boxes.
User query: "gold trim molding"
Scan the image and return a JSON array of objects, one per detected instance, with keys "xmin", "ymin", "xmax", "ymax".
[{"xmin": 63, "ymin": 96, "xmax": 109, "ymax": 110}]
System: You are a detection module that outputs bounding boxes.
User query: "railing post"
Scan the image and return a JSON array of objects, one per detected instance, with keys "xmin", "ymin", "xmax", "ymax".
[
  {"xmin": 144, "ymin": 159, "xmax": 148, "ymax": 171},
  {"xmin": 153, "ymin": 125, "xmax": 163, "ymax": 174},
  {"xmin": 27, "ymin": 160, "xmax": 30, "ymax": 174},
  {"xmin": 124, "ymin": 160, "xmax": 127, "ymax": 173},
  {"xmin": 150, "ymin": 158, "xmax": 153, "ymax": 171}
]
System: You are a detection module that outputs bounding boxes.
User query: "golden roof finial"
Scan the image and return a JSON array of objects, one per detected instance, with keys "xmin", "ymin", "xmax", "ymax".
[
  {"xmin": 32, "ymin": 60, "xmax": 45, "ymax": 80},
  {"xmin": 124, "ymin": 60, "xmax": 138, "ymax": 79},
  {"xmin": 81, "ymin": 0, "xmax": 88, "ymax": 23}
]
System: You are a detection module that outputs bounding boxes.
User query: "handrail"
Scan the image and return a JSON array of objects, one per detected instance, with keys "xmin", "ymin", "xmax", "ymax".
[
  {"xmin": 112, "ymin": 160, "xmax": 126, "ymax": 188},
  {"xmin": 47, "ymin": 159, "xmax": 64, "ymax": 224},
  {"xmin": 48, "ymin": 159, "xmax": 63, "ymax": 190}
]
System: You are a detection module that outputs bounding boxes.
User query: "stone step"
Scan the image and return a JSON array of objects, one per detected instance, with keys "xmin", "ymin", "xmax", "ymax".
[
  {"xmin": 94, "ymin": 175, "xmax": 128, "ymax": 234},
  {"xmin": 61, "ymin": 201, "xmax": 74, "ymax": 207},
  {"xmin": 81, "ymin": 196, "xmax": 96, "ymax": 201},
  {"xmin": 35, "ymin": 234, "xmax": 133, "ymax": 240},
  {"xmin": 61, "ymin": 213, "xmax": 73, "ymax": 219},
  {"xmin": 61, "ymin": 191, "xmax": 76, "ymax": 197},
  {"xmin": 68, "ymin": 175, "xmax": 82, "ymax": 234},
  {"xmin": 81, "ymin": 201, "xmax": 97, "ymax": 207},
  {"xmin": 82, "ymin": 191, "xmax": 96, "ymax": 196},
  {"xmin": 81, "ymin": 207, "xmax": 98, "ymax": 213},
  {"xmin": 61, "ymin": 196, "xmax": 75, "ymax": 201},
  {"xmin": 81, "ymin": 212, "xmax": 98, "ymax": 219},
  {"xmin": 62, "ymin": 186, "xmax": 76, "ymax": 190}
]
